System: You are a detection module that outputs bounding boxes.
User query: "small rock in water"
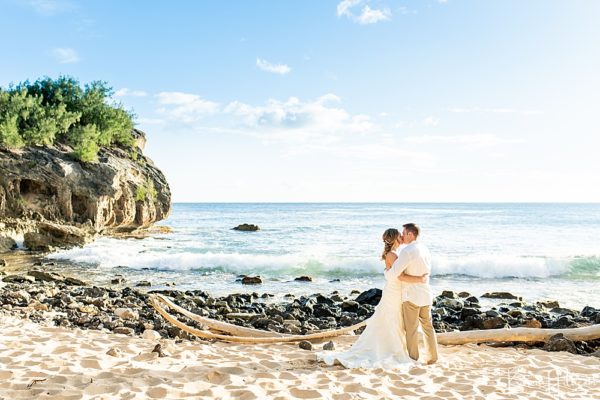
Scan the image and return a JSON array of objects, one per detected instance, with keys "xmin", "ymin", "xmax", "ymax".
[
  {"xmin": 0, "ymin": 259, "xmax": 7, "ymax": 267},
  {"xmin": 299, "ymin": 341, "xmax": 313, "ymax": 351},
  {"xmin": 232, "ymin": 224, "xmax": 260, "ymax": 232},
  {"xmin": 152, "ymin": 343, "xmax": 168, "ymax": 357},
  {"xmin": 294, "ymin": 276, "xmax": 313, "ymax": 282},
  {"xmin": 106, "ymin": 348, "xmax": 122, "ymax": 357},
  {"xmin": 135, "ymin": 280, "xmax": 151, "ymax": 287},
  {"xmin": 323, "ymin": 341, "xmax": 335, "ymax": 351},
  {"xmin": 241, "ymin": 276, "xmax": 262, "ymax": 285},
  {"xmin": 481, "ymin": 292, "xmax": 522, "ymax": 300},
  {"xmin": 111, "ymin": 277, "xmax": 126, "ymax": 284}
]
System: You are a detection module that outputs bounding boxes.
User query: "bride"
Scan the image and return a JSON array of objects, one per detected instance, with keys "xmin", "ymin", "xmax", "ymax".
[{"xmin": 316, "ymin": 228, "xmax": 427, "ymax": 368}]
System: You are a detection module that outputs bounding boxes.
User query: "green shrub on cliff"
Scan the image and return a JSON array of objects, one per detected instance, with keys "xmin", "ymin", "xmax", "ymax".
[
  {"xmin": 0, "ymin": 76, "xmax": 135, "ymax": 161},
  {"xmin": 135, "ymin": 178, "xmax": 157, "ymax": 202}
]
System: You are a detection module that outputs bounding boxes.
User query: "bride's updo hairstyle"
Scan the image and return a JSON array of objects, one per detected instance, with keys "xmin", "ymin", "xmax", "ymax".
[{"xmin": 381, "ymin": 228, "xmax": 400, "ymax": 261}]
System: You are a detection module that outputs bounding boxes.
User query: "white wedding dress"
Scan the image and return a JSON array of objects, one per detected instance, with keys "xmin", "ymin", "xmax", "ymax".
[{"xmin": 316, "ymin": 251, "xmax": 414, "ymax": 369}]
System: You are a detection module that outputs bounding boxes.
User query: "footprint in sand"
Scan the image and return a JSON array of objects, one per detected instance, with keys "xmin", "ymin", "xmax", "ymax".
[
  {"xmin": 389, "ymin": 386, "xmax": 420, "ymax": 396},
  {"xmin": 80, "ymin": 359, "xmax": 104, "ymax": 369},
  {"xmin": 289, "ymin": 388, "xmax": 323, "ymax": 399},
  {"xmin": 260, "ymin": 360, "xmax": 281, "ymax": 369},
  {"xmin": 0, "ymin": 371, "xmax": 13, "ymax": 379},
  {"xmin": 229, "ymin": 389, "xmax": 258, "ymax": 400},
  {"xmin": 204, "ymin": 370, "xmax": 230, "ymax": 384},
  {"xmin": 146, "ymin": 386, "xmax": 168, "ymax": 398}
]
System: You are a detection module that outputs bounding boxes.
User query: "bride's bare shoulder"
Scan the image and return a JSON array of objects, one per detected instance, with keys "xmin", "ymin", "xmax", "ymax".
[{"xmin": 385, "ymin": 251, "xmax": 398, "ymax": 268}]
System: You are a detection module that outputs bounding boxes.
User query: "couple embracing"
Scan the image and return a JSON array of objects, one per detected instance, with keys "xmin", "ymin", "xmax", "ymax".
[{"xmin": 317, "ymin": 223, "xmax": 438, "ymax": 369}]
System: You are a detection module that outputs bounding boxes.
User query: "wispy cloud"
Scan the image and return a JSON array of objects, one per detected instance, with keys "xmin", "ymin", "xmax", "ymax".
[
  {"xmin": 155, "ymin": 92, "xmax": 219, "ymax": 122},
  {"xmin": 51, "ymin": 47, "xmax": 80, "ymax": 64},
  {"xmin": 337, "ymin": 1, "xmax": 391, "ymax": 24},
  {"xmin": 24, "ymin": 0, "xmax": 75, "ymax": 16},
  {"xmin": 404, "ymin": 134, "xmax": 523, "ymax": 147},
  {"xmin": 356, "ymin": 5, "xmax": 391, "ymax": 24},
  {"xmin": 422, "ymin": 116, "xmax": 440, "ymax": 127},
  {"xmin": 337, "ymin": 0, "xmax": 361, "ymax": 17},
  {"xmin": 256, "ymin": 58, "xmax": 291, "ymax": 75},
  {"xmin": 114, "ymin": 88, "xmax": 148, "ymax": 97}
]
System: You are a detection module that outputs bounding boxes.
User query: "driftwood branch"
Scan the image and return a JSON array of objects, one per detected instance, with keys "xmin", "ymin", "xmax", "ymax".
[{"xmin": 150, "ymin": 294, "xmax": 600, "ymax": 345}]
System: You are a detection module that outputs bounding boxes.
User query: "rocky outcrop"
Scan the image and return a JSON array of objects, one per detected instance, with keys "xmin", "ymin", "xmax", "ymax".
[
  {"xmin": 233, "ymin": 224, "xmax": 260, "ymax": 232},
  {"xmin": 0, "ymin": 131, "xmax": 171, "ymax": 251}
]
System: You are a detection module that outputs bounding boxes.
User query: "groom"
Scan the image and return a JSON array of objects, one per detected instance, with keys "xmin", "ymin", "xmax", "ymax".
[{"xmin": 391, "ymin": 223, "xmax": 438, "ymax": 364}]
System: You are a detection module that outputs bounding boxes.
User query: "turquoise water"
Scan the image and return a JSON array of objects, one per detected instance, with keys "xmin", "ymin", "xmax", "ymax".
[{"xmin": 50, "ymin": 203, "xmax": 600, "ymax": 309}]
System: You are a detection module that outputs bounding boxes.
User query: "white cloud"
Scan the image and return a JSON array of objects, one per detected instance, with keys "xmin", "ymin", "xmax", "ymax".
[
  {"xmin": 51, "ymin": 47, "xmax": 80, "ymax": 64},
  {"xmin": 336, "ymin": 1, "xmax": 391, "ymax": 24},
  {"xmin": 438, "ymin": 0, "xmax": 448, "ymax": 3},
  {"xmin": 224, "ymin": 93, "xmax": 376, "ymax": 141},
  {"xmin": 422, "ymin": 116, "xmax": 440, "ymax": 126},
  {"xmin": 356, "ymin": 5, "xmax": 391, "ymax": 24},
  {"xmin": 114, "ymin": 88, "xmax": 147, "ymax": 97},
  {"xmin": 337, "ymin": 0, "xmax": 361, "ymax": 17},
  {"xmin": 155, "ymin": 92, "xmax": 219, "ymax": 122},
  {"xmin": 404, "ymin": 134, "xmax": 523, "ymax": 147},
  {"xmin": 256, "ymin": 58, "xmax": 291, "ymax": 75}
]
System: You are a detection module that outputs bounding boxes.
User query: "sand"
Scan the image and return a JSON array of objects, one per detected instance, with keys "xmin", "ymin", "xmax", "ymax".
[{"xmin": 0, "ymin": 314, "xmax": 598, "ymax": 400}]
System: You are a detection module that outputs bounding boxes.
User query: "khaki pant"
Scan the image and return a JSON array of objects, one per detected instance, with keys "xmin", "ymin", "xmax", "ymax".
[{"xmin": 402, "ymin": 301, "xmax": 438, "ymax": 363}]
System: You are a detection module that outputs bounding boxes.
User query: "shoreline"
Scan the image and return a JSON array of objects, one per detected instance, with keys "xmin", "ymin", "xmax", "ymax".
[
  {"xmin": 1, "ymin": 259, "xmax": 600, "ymax": 398},
  {"xmin": 1, "ymin": 260, "xmax": 600, "ymax": 354}
]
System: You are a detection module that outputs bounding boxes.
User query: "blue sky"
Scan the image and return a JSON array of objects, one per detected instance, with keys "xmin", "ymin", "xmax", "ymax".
[{"xmin": 1, "ymin": 0, "xmax": 599, "ymax": 202}]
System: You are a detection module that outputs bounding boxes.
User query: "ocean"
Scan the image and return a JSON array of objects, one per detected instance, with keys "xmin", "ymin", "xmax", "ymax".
[{"xmin": 49, "ymin": 203, "xmax": 600, "ymax": 309}]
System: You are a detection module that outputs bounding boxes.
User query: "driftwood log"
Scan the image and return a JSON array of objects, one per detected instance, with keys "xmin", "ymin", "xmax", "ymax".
[{"xmin": 150, "ymin": 294, "xmax": 600, "ymax": 345}]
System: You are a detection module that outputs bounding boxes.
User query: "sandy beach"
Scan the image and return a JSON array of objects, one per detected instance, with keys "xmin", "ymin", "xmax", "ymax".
[{"xmin": 1, "ymin": 314, "xmax": 598, "ymax": 400}]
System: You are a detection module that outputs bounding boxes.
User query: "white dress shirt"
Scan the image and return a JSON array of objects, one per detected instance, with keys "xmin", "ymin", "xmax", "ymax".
[{"xmin": 384, "ymin": 241, "xmax": 433, "ymax": 307}]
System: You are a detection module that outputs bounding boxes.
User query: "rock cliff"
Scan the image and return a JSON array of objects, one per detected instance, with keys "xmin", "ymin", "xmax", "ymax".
[{"xmin": 0, "ymin": 129, "xmax": 171, "ymax": 251}]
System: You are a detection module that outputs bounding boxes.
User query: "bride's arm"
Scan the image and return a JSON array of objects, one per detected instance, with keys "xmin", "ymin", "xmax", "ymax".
[{"xmin": 398, "ymin": 272, "xmax": 428, "ymax": 284}]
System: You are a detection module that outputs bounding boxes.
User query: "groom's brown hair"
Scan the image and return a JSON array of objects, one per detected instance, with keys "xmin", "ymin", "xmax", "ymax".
[{"xmin": 403, "ymin": 223, "xmax": 420, "ymax": 238}]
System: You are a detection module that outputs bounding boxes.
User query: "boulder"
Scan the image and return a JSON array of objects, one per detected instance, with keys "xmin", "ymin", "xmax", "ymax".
[
  {"xmin": 543, "ymin": 333, "xmax": 577, "ymax": 354},
  {"xmin": 355, "ymin": 288, "xmax": 382, "ymax": 306},
  {"xmin": 241, "ymin": 276, "xmax": 262, "ymax": 285},
  {"xmin": 294, "ymin": 276, "xmax": 313, "ymax": 282},
  {"xmin": 0, "ymin": 236, "xmax": 17, "ymax": 252},
  {"xmin": 114, "ymin": 307, "xmax": 139, "ymax": 320},
  {"xmin": 232, "ymin": 224, "xmax": 260, "ymax": 232},
  {"xmin": 24, "ymin": 222, "xmax": 92, "ymax": 251},
  {"xmin": 440, "ymin": 290, "xmax": 458, "ymax": 299},
  {"xmin": 2, "ymin": 274, "xmax": 35, "ymax": 284},
  {"xmin": 27, "ymin": 270, "xmax": 65, "ymax": 282},
  {"xmin": 537, "ymin": 300, "xmax": 560, "ymax": 309},
  {"xmin": 481, "ymin": 292, "xmax": 522, "ymax": 301},
  {"xmin": 323, "ymin": 341, "xmax": 335, "ymax": 351},
  {"xmin": 299, "ymin": 341, "xmax": 313, "ymax": 350},
  {"xmin": 482, "ymin": 316, "xmax": 507, "ymax": 329},
  {"xmin": 521, "ymin": 318, "xmax": 542, "ymax": 329}
]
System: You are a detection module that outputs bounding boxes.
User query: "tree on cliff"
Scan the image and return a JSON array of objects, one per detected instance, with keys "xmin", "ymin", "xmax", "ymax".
[{"xmin": 0, "ymin": 76, "xmax": 135, "ymax": 162}]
